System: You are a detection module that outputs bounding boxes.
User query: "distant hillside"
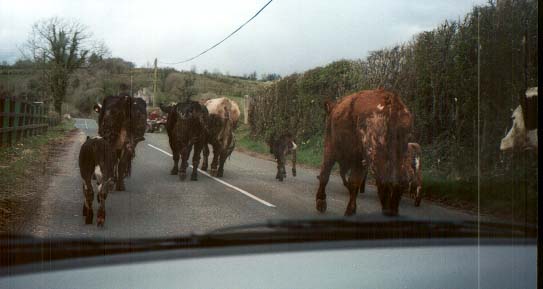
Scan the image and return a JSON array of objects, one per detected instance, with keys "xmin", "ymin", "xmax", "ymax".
[{"xmin": 0, "ymin": 61, "xmax": 266, "ymax": 116}]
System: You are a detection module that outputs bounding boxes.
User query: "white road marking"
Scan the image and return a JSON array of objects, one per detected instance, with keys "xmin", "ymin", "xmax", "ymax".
[
  {"xmin": 147, "ymin": 143, "xmax": 276, "ymax": 208},
  {"xmin": 84, "ymin": 119, "xmax": 88, "ymax": 129}
]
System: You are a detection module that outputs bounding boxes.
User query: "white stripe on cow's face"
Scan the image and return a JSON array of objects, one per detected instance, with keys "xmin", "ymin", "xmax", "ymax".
[
  {"xmin": 291, "ymin": 141, "xmax": 297, "ymax": 150},
  {"xmin": 415, "ymin": 157, "xmax": 420, "ymax": 171}
]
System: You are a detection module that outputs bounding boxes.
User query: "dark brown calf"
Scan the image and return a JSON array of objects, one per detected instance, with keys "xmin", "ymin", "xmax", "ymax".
[
  {"xmin": 78, "ymin": 136, "xmax": 115, "ymax": 226},
  {"xmin": 94, "ymin": 93, "xmax": 147, "ymax": 191},
  {"xmin": 316, "ymin": 88, "xmax": 412, "ymax": 216},
  {"xmin": 267, "ymin": 133, "xmax": 297, "ymax": 181}
]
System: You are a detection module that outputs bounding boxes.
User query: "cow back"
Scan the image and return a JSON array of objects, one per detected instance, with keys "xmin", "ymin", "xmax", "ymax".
[{"xmin": 327, "ymin": 88, "xmax": 413, "ymax": 184}]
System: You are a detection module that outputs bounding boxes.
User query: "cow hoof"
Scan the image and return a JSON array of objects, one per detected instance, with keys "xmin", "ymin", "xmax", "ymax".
[
  {"xmin": 414, "ymin": 197, "xmax": 422, "ymax": 207},
  {"xmin": 170, "ymin": 168, "xmax": 178, "ymax": 175},
  {"xmin": 216, "ymin": 171, "xmax": 223, "ymax": 178},
  {"xmin": 191, "ymin": 174, "xmax": 198, "ymax": 181},
  {"xmin": 82, "ymin": 204, "xmax": 88, "ymax": 216},
  {"xmin": 316, "ymin": 199, "xmax": 327, "ymax": 213},
  {"xmin": 344, "ymin": 207, "xmax": 356, "ymax": 216},
  {"xmin": 292, "ymin": 169, "xmax": 297, "ymax": 177},
  {"xmin": 96, "ymin": 210, "xmax": 105, "ymax": 227},
  {"xmin": 85, "ymin": 210, "xmax": 93, "ymax": 225},
  {"xmin": 201, "ymin": 165, "xmax": 208, "ymax": 171},
  {"xmin": 179, "ymin": 172, "xmax": 187, "ymax": 181},
  {"xmin": 210, "ymin": 169, "xmax": 218, "ymax": 177},
  {"xmin": 115, "ymin": 183, "xmax": 125, "ymax": 191}
]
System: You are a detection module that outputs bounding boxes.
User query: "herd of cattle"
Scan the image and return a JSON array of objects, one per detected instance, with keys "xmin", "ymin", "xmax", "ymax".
[{"xmin": 78, "ymin": 86, "xmax": 537, "ymax": 226}]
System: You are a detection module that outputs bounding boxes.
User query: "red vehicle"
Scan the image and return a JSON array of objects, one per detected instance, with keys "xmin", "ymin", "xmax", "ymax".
[{"xmin": 146, "ymin": 110, "xmax": 167, "ymax": 133}]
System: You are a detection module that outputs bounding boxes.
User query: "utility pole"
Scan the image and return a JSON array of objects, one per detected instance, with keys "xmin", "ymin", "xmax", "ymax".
[{"xmin": 153, "ymin": 58, "xmax": 158, "ymax": 108}]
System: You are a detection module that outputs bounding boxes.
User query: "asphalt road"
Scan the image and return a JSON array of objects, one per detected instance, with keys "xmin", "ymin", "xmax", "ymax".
[{"xmin": 23, "ymin": 118, "xmax": 481, "ymax": 239}]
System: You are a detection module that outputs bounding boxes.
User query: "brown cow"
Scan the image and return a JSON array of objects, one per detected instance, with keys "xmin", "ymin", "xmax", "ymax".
[
  {"xmin": 405, "ymin": 142, "xmax": 422, "ymax": 207},
  {"xmin": 316, "ymin": 88, "xmax": 412, "ymax": 216},
  {"xmin": 79, "ymin": 136, "xmax": 116, "ymax": 226},
  {"xmin": 201, "ymin": 97, "xmax": 239, "ymax": 177}
]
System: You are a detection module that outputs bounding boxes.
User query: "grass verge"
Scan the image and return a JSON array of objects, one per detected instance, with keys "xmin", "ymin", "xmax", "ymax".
[
  {"xmin": 235, "ymin": 124, "xmax": 324, "ymax": 168},
  {"xmin": 0, "ymin": 120, "xmax": 75, "ymax": 232}
]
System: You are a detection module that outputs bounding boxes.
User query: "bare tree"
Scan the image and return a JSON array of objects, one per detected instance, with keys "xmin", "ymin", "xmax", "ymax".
[{"xmin": 22, "ymin": 17, "xmax": 105, "ymax": 113}]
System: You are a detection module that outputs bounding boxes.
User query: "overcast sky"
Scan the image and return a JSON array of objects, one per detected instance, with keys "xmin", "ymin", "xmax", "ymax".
[{"xmin": 1, "ymin": 0, "xmax": 485, "ymax": 76}]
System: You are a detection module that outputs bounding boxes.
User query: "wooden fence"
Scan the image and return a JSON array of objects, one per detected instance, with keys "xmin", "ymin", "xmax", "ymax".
[{"xmin": 0, "ymin": 96, "xmax": 59, "ymax": 147}]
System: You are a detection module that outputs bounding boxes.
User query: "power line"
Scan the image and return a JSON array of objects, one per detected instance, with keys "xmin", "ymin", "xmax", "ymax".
[{"xmin": 159, "ymin": 0, "xmax": 273, "ymax": 65}]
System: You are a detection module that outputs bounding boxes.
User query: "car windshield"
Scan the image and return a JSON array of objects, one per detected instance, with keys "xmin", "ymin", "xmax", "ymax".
[{"xmin": 0, "ymin": 0, "xmax": 537, "ymax": 258}]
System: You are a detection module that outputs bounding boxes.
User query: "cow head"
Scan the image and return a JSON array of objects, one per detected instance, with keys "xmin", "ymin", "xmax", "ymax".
[
  {"xmin": 362, "ymin": 93, "xmax": 412, "ymax": 216},
  {"xmin": 96, "ymin": 94, "xmax": 147, "ymax": 148},
  {"xmin": 324, "ymin": 99, "xmax": 336, "ymax": 115},
  {"xmin": 176, "ymin": 100, "xmax": 206, "ymax": 120},
  {"xmin": 97, "ymin": 95, "xmax": 130, "ymax": 142},
  {"xmin": 500, "ymin": 87, "xmax": 538, "ymax": 151},
  {"xmin": 159, "ymin": 102, "xmax": 175, "ymax": 114},
  {"xmin": 174, "ymin": 100, "xmax": 209, "ymax": 137}
]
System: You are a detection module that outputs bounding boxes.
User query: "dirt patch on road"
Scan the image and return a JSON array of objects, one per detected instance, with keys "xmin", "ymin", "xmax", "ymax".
[{"xmin": 0, "ymin": 128, "xmax": 79, "ymax": 233}]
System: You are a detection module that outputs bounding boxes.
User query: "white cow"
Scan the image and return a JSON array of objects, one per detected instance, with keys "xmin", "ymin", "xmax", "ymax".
[{"xmin": 500, "ymin": 87, "xmax": 538, "ymax": 151}]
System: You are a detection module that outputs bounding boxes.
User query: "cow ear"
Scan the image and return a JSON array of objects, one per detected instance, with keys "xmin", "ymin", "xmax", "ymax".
[
  {"xmin": 324, "ymin": 99, "xmax": 336, "ymax": 114},
  {"xmin": 93, "ymin": 103, "xmax": 102, "ymax": 113}
]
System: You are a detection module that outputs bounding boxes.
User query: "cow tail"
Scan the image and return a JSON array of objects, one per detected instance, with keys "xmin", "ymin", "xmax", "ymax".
[{"xmin": 127, "ymin": 158, "xmax": 132, "ymax": 177}]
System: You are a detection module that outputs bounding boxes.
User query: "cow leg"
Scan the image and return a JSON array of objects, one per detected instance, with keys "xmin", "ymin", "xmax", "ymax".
[
  {"xmin": 316, "ymin": 157, "xmax": 335, "ymax": 213},
  {"xmin": 344, "ymin": 166, "xmax": 366, "ymax": 216},
  {"xmin": 291, "ymin": 150, "xmax": 297, "ymax": 177},
  {"xmin": 359, "ymin": 169, "xmax": 368, "ymax": 194},
  {"xmin": 179, "ymin": 145, "xmax": 191, "ymax": 181},
  {"xmin": 414, "ymin": 185, "xmax": 422, "ymax": 207},
  {"xmin": 115, "ymin": 154, "xmax": 128, "ymax": 192},
  {"xmin": 115, "ymin": 173, "xmax": 125, "ymax": 191},
  {"xmin": 82, "ymin": 180, "xmax": 94, "ymax": 224},
  {"xmin": 170, "ymin": 146, "xmax": 179, "ymax": 175},
  {"xmin": 217, "ymin": 150, "xmax": 228, "ymax": 178},
  {"xmin": 276, "ymin": 156, "xmax": 285, "ymax": 181},
  {"xmin": 339, "ymin": 164, "xmax": 349, "ymax": 187},
  {"xmin": 191, "ymin": 143, "xmax": 203, "ymax": 181},
  {"xmin": 96, "ymin": 180, "xmax": 109, "ymax": 227},
  {"xmin": 275, "ymin": 158, "xmax": 281, "ymax": 180},
  {"xmin": 210, "ymin": 144, "xmax": 220, "ymax": 176},
  {"xmin": 201, "ymin": 144, "xmax": 209, "ymax": 171}
]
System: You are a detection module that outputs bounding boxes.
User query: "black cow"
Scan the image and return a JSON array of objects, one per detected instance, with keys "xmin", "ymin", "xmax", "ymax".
[
  {"xmin": 267, "ymin": 133, "xmax": 297, "ymax": 181},
  {"xmin": 94, "ymin": 93, "xmax": 147, "ymax": 191},
  {"xmin": 166, "ymin": 100, "xmax": 209, "ymax": 181},
  {"xmin": 79, "ymin": 136, "xmax": 116, "ymax": 226}
]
